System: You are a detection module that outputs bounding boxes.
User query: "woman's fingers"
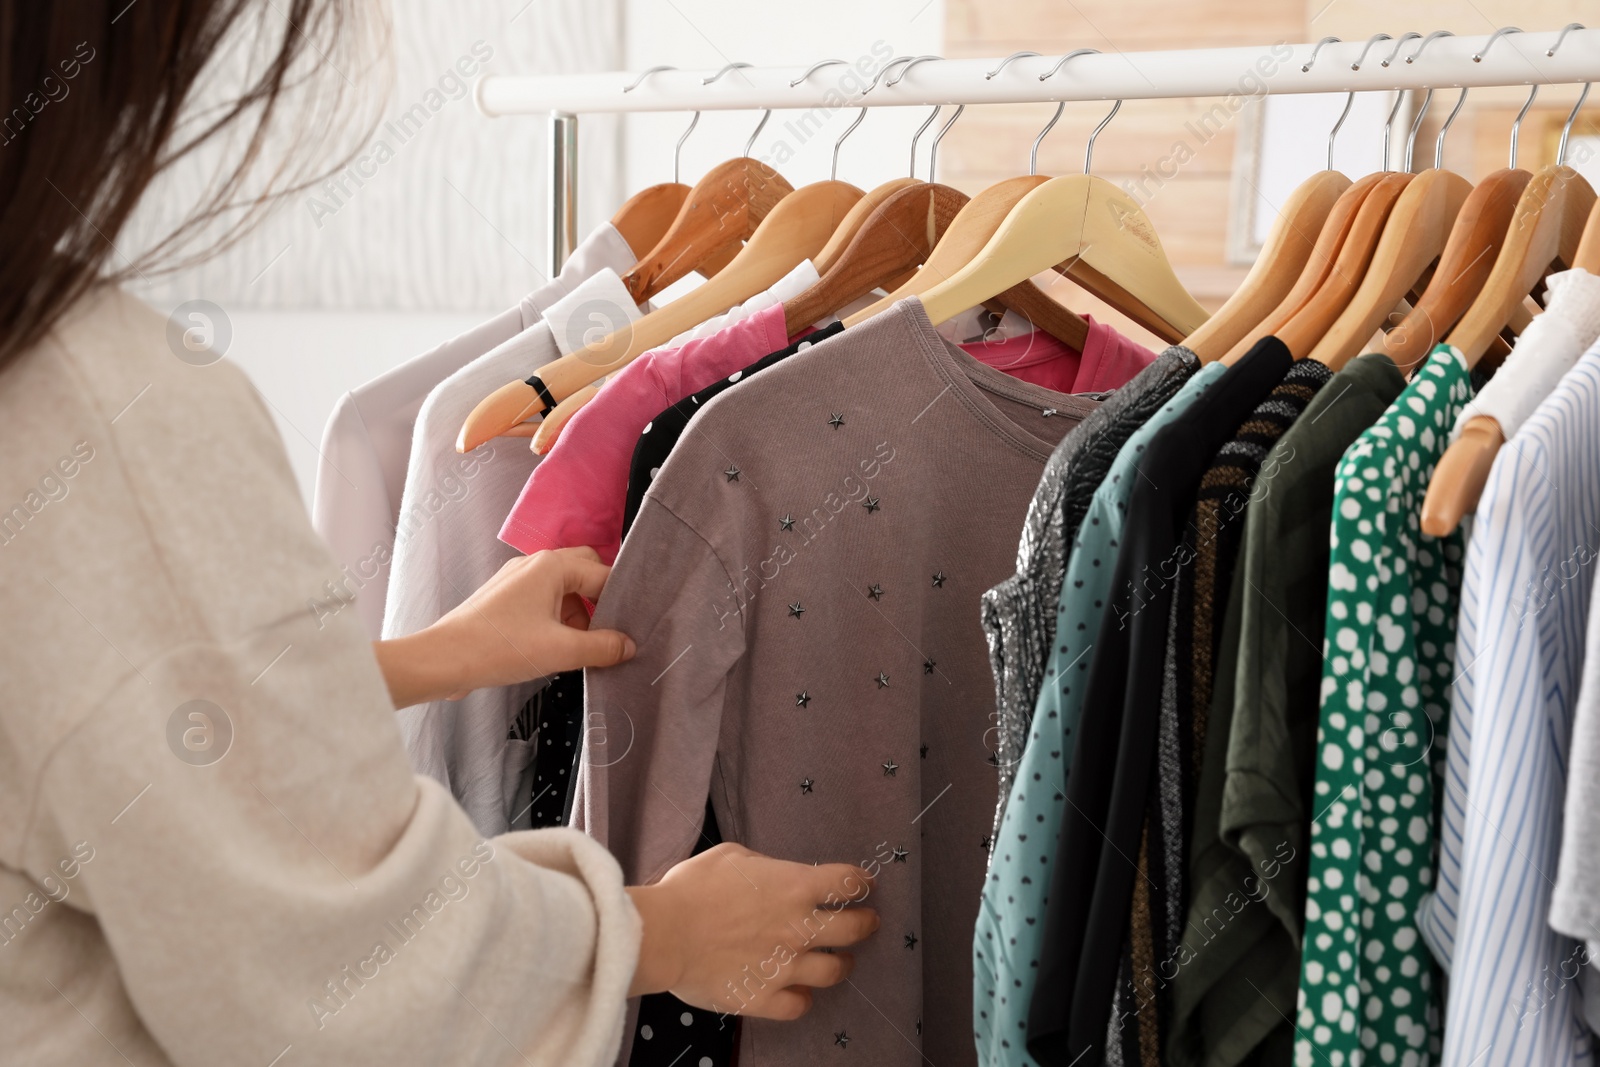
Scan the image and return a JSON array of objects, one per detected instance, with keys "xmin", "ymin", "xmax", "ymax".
[
  {"xmin": 805, "ymin": 862, "xmax": 875, "ymax": 905},
  {"xmin": 751, "ymin": 986, "xmax": 813, "ymax": 1022},
  {"xmin": 785, "ymin": 950, "xmax": 854, "ymax": 990},
  {"xmin": 551, "ymin": 549, "xmax": 613, "ymax": 602},
  {"xmin": 803, "ymin": 906, "xmax": 879, "ymax": 949},
  {"xmin": 550, "ymin": 625, "xmax": 636, "ymax": 668}
]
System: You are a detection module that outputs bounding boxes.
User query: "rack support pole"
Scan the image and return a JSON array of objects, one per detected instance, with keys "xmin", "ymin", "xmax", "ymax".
[{"xmin": 547, "ymin": 111, "xmax": 579, "ymax": 278}]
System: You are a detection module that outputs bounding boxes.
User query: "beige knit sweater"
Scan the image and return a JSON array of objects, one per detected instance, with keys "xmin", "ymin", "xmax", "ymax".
[{"xmin": 0, "ymin": 287, "xmax": 638, "ymax": 1066}]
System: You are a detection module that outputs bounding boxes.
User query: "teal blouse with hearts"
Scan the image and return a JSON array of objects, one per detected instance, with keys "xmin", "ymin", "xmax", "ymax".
[{"xmin": 1293, "ymin": 344, "xmax": 1471, "ymax": 1067}]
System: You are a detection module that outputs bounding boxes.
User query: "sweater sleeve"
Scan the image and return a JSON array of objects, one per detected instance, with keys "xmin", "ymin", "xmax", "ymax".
[
  {"xmin": 19, "ymin": 589, "xmax": 640, "ymax": 1067},
  {"xmin": 576, "ymin": 496, "xmax": 746, "ymax": 886}
]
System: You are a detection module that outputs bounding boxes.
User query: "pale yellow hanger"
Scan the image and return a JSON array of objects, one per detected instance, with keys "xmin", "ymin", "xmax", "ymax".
[{"xmin": 857, "ymin": 94, "xmax": 1206, "ymax": 341}]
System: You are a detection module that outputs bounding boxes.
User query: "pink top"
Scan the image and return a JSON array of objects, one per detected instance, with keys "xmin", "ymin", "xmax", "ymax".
[
  {"xmin": 499, "ymin": 303, "xmax": 1154, "ymax": 563},
  {"xmin": 958, "ymin": 313, "xmax": 1155, "ymax": 394}
]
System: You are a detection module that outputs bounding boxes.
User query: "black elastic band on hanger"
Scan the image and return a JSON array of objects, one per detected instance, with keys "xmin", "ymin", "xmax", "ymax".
[{"xmin": 526, "ymin": 375, "xmax": 558, "ymax": 417}]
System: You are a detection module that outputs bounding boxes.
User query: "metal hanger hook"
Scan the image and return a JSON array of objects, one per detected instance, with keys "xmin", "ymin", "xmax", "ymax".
[
  {"xmin": 929, "ymin": 103, "xmax": 965, "ymax": 181},
  {"xmin": 1406, "ymin": 30, "xmax": 1453, "ymax": 63},
  {"xmin": 1032, "ymin": 102, "xmax": 1066, "ymax": 176},
  {"xmin": 833, "ymin": 108, "xmax": 867, "ymax": 179},
  {"xmin": 1381, "ymin": 32, "xmax": 1422, "ymax": 67},
  {"xmin": 987, "ymin": 51, "xmax": 1040, "ymax": 80},
  {"xmin": 887, "ymin": 55, "xmax": 941, "ymax": 89},
  {"xmin": 1040, "ymin": 46, "xmax": 1101, "ymax": 81},
  {"xmin": 1434, "ymin": 87, "xmax": 1468, "ymax": 170},
  {"xmin": 1302, "ymin": 36, "xmax": 1341, "ymax": 73},
  {"xmin": 1550, "ymin": 23, "xmax": 1586, "ymax": 56},
  {"xmin": 744, "ymin": 109, "xmax": 772, "ymax": 157},
  {"xmin": 1561, "ymin": 83, "xmax": 1593, "ymax": 165},
  {"xmin": 1404, "ymin": 88, "xmax": 1434, "ymax": 171},
  {"xmin": 910, "ymin": 105, "xmax": 941, "ymax": 178},
  {"xmin": 1511, "ymin": 84, "xmax": 1539, "ymax": 168},
  {"xmin": 1382, "ymin": 89, "xmax": 1406, "ymax": 172},
  {"xmin": 1351, "ymin": 33, "xmax": 1393, "ymax": 71},
  {"xmin": 1327, "ymin": 91, "xmax": 1355, "ymax": 171},
  {"xmin": 702, "ymin": 61, "xmax": 752, "ymax": 85},
  {"xmin": 1085, "ymin": 99, "xmax": 1122, "ymax": 175},
  {"xmin": 827, "ymin": 56, "xmax": 921, "ymax": 180},
  {"xmin": 1473, "ymin": 26, "xmax": 1522, "ymax": 62},
  {"xmin": 673, "ymin": 111, "xmax": 701, "ymax": 184},
  {"xmin": 622, "ymin": 67, "xmax": 697, "ymax": 183},
  {"xmin": 622, "ymin": 65, "xmax": 676, "ymax": 93},
  {"xmin": 790, "ymin": 58, "xmax": 846, "ymax": 88}
]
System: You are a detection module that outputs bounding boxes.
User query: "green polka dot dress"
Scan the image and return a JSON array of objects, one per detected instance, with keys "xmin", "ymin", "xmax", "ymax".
[{"xmin": 1293, "ymin": 345, "xmax": 1470, "ymax": 1067}]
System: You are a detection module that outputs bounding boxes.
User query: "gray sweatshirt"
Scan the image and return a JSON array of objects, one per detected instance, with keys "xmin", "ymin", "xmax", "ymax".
[{"xmin": 578, "ymin": 298, "xmax": 1099, "ymax": 1067}]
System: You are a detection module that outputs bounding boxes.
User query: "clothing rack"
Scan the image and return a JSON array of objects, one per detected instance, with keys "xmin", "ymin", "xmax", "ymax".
[{"xmin": 472, "ymin": 29, "xmax": 1600, "ymax": 277}]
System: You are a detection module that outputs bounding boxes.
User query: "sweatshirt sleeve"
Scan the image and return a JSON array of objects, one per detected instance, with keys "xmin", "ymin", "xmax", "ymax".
[
  {"xmin": 20, "ymin": 591, "xmax": 639, "ymax": 1067},
  {"xmin": 577, "ymin": 496, "xmax": 747, "ymax": 886}
]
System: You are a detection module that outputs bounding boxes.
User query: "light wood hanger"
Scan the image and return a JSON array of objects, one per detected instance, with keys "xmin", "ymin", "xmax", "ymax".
[
  {"xmin": 1575, "ymin": 196, "xmax": 1600, "ymax": 273},
  {"xmin": 782, "ymin": 181, "xmax": 973, "ymax": 337},
  {"xmin": 1218, "ymin": 38, "xmax": 1417, "ymax": 364},
  {"xmin": 1182, "ymin": 172, "xmax": 1349, "ymax": 361},
  {"xmin": 847, "ymin": 78, "xmax": 1094, "ymax": 339},
  {"xmin": 1305, "ymin": 151, "xmax": 1472, "ymax": 369},
  {"xmin": 618, "ymin": 71, "xmax": 800, "ymax": 303},
  {"xmin": 1424, "ymin": 77, "xmax": 1598, "ymax": 537},
  {"xmin": 802, "ymin": 57, "xmax": 927, "ymax": 278},
  {"xmin": 1381, "ymin": 83, "xmax": 1529, "ymax": 370},
  {"xmin": 1195, "ymin": 38, "xmax": 1448, "ymax": 361},
  {"xmin": 852, "ymin": 86, "xmax": 1204, "ymax": 341},
  {"xmin": 618, "ymin": 158, "xmax": 794, "ymax": 304},
  {"xmin": 519, "ymin": 61, "xmax": 939, "ymax": 453},
  {"xmin": 458, "ymin": 178, "xmax": 864, "ymax": 453},
  {"xmin": 898, "ymin": 169, "xmax": 1208, "ymax": 342},
  {"xmin": 1272, "ymin": 171, "xmax": 1413, "ymax": 359},
  {"xmin": 1218, "ymin": 174, "xmax": 1384, "ymax": 361}
]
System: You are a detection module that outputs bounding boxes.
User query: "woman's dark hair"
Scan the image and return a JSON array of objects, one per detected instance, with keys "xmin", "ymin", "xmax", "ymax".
[{"xmin": 0, "ymin": 1, "xmax": 376, "ymax": 367}]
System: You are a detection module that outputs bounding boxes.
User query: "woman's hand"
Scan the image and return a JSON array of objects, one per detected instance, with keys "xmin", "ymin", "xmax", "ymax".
[
  {"xmin": 373, "ymin": 547, "xmax": 635, "ymax": 707},
  {"xmin": 626, "ymin": 843, "xmax": 880, "ymax": 1020}
]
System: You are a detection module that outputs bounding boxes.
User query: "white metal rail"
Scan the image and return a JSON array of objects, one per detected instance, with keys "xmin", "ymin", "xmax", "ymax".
[{"xmin": 471, "ymin": 28, "xmax": 1600, "ymax": 275}]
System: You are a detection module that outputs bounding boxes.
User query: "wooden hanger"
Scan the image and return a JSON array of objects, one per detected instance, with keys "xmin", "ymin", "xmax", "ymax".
[
  {"xmin": 610, "ymin": 184, "xmax": 740, "ymax": 278},
  {"xmin": 1182, "ymin": 172, "xmax": 1350, "ymax": 361},
  {"xmin": 525, "ymin": 176, "xmax": 868, "ymax": 453},
  {"xmin": 1423, "ymin": 73, "xmax": 1598, "ymax": 537},
  {"xmin": 846, "ymin": 91, "xmax": 1092, "ymax": 338},
  {"xmin": 1217, "ymin": 41, "xmax": 1422, "ymax": 363},
  {"xmin": 891, "ymin": 167, "xmax": 1208, "ymax": 343},
  {"xmin": 1304, "ymin": 166, "xmax": 1472, "ymax": 370},
  {"xmin": 1422, "ymin": 171, "xmax": 1597, "ymax": 535},
  {"xmin": 1218, "ymin": 174, "xmax": 1385, "ymax": 361},
  {"xmin": 1379, "ymin": 169, "xmax": 1531, "ymax": 370},
  {"xmin": 619, "ymin": 156, "xmax": 794, "ymax": 303},
  {"xmin": 852, "ymin": 92, "xmax": 1201, "ymax": 341},
  {"xmin": 1272, "ymin": 172, "xmax": 1413, "ymax": 359},
  {"xmin": 458, "ymin": 179, "xmax": 864, "ymax": 453},
  {"xmin": 783, "ymin": 182, "xmax": 971, "ymax": 336},
  {"xmin": 1575, "ymin": 197, "xmax": 1600, "ymax": 272},
  {"xmin": 812, "ymin": 178, "xmax": 921, "ymax": 275}
]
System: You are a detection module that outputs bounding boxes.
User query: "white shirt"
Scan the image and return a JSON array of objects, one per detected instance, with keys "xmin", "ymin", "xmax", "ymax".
[
  {"xmin": 385, "ymin": 259, "xmax": 644, "ymax": 838},
  {"xmin": 1450, "ymin": 268, "xmax": 1600, "ymax": 443},
  {"xmin": 312, "ymin": 222, "xmax": 637, "ymax": 637},
  {"xmin": 1420, "ymin": 271, "xmax": 1600, "ymax": 968},
  {"xmin": 1436, "ymin": 342, "xmax": 1600, "ymax": 1066}
]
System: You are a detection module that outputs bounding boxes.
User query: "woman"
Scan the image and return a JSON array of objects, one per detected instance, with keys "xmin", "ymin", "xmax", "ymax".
[{"xmin": 0, "ymin": 4, "xmax": 877, "ymax": 1065}]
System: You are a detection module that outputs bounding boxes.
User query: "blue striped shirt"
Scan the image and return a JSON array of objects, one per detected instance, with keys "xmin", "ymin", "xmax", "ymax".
[{"xmin": 1435, "ymin": 343, "xmax": 1600, "ymax": 1066}]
